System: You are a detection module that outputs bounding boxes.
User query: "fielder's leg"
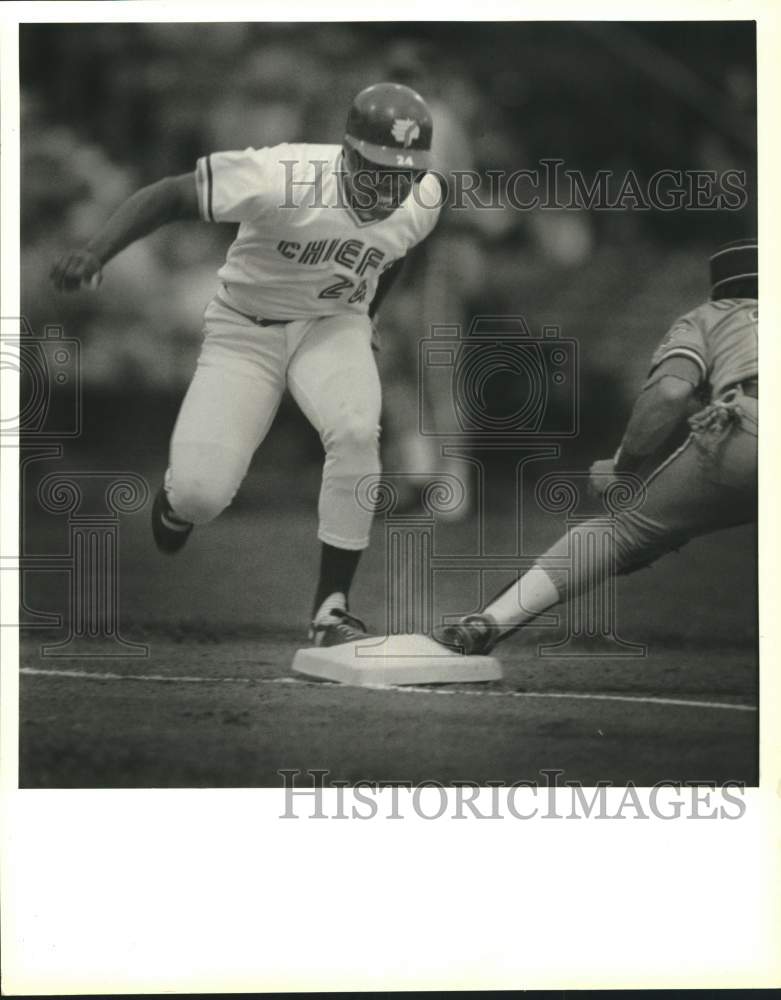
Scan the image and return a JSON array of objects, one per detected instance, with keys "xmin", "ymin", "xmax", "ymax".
[{"xmin": 437, "ymin": 403, "xmax": 757, "ymax": 654}]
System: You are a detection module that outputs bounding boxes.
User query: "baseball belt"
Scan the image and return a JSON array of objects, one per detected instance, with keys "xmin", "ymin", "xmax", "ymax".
[
  {"xmin": 215, "ymin": 291, "xmax": 290, "ymax": 327},
  {"xmin": 721, "ymin": 377, "xmax": 758, "ymax": 399}
]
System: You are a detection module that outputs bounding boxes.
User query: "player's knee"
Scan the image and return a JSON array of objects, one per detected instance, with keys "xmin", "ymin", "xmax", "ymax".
[
  {"xmin": 326, "ymin": 413, "xmax": 380, "ymax": 456},
  {"xmin": 168, "ymin": 474, "xmax": 235, "ymax": 525}
]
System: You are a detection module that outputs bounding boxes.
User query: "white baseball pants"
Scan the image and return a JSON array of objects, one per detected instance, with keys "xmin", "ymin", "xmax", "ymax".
[{"xmin": 165, "ymin": 298, "xmax": 381, "ymax": 550}]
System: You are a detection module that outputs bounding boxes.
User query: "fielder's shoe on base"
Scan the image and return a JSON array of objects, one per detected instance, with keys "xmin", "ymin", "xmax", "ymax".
[
  {"xmin": 309, "ymin": 607, "xmax": 371, "ymax": 647},
  {"xmin": 151, "ymin": 485, "xmax": 193, "ymax": 554},
  {"xmin": 432, "ymin": 613, "xmax": 500, "ymax": 656}
]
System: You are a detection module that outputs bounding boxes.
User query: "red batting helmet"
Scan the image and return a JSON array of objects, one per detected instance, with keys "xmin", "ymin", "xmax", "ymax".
[{"xmin": 344, "ymin": 82, "xmax": 433, "ymax": 170}]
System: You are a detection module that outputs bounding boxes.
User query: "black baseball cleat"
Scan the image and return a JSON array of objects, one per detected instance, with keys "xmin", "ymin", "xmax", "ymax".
[
  {"xmin": 432, "ymin": 614, "xmax": 500, "ymax": 656},
  {"xmin": 309, "ymin": 607, "xmax": 371, "ymax": 647},
  {"xmin": 151, "ymin": 485, "xmax": 193, "ymax": 554}
]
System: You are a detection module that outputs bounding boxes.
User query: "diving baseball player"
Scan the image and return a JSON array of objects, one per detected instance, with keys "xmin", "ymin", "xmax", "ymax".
[
  {"xmin": 51, "ymin": 83, "xmax": 442, "ymax": 646},
  {"xmin": 435, "ymin": 238, "xmax": 758, "ymax": 655}
]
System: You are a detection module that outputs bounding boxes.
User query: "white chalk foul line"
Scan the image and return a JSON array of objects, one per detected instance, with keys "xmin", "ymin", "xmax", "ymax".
[
  {"xmin": 20, "ymin": 666, "xmax": 757, "ymax": 713},
  {"xmin": 394, "ymin": 685, "xmax": 757, "ymax": 712},
  {"xmin": 20, "ymin": 666, "xmax": 294, "ymax": 685}
]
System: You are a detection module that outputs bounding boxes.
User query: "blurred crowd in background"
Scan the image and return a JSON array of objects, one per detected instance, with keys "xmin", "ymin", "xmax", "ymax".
[{"xmin": 20, "ymin": 21, "xmax": 756, "ymax": 469}]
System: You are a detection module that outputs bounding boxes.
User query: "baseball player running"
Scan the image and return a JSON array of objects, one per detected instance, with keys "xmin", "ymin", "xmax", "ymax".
[
  {"xmin": 435, "ymin": 238, "xmax": 758, "ymax": 655},
  {"xmin": 51, "ymin": 83, "xmax": 442, "ymax": 646}
]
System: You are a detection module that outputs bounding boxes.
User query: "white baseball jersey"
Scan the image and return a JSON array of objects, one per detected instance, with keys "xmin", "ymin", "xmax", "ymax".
[{"xmin": 195, "ymin": 142, "xmax": 442, "ymax": 321}]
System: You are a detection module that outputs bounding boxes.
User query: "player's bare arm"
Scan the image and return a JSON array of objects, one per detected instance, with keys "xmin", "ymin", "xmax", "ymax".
[
  {"xmin": 613, "ymin": 359, "xmax": 701, "ymax": 474},
  {"xmin": 590, "ymin": 356, "xmax": 701, "ymax": 495},
  {"xmin": 50, "ymin": 172, "xmax": 199, "ymax": 291}
]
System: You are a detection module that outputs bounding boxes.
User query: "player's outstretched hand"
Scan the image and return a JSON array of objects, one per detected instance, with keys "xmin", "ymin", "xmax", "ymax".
[
  {"xmin": 588, "ymin": 457, "xmax": 618, "ymax": 499},
  {"xmin": 50, "ymin": 249, "xmax": 103, "ymax": 292}
]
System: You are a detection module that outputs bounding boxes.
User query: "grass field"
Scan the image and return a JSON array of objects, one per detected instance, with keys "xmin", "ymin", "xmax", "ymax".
[{"xmin": 18, "ymin": 467, "xmax": 758, "ymax": 787}]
